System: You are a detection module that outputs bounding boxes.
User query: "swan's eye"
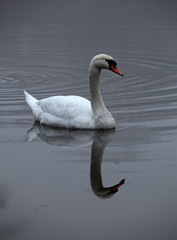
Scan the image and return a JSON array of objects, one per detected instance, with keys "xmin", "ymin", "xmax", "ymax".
[{"xmin": 106, "ymin": 59, "xmax": 117, "ymax": 68}]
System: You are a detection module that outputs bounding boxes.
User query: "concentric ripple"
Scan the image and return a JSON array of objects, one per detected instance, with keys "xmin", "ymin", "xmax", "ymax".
[{"xmin": 0, "ymin": 64, "xmax": 88, "ymax": 126}]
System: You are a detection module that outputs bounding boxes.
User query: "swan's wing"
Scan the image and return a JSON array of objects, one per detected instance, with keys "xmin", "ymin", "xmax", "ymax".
[
  {"xmin": 37, "ymin": 96, "xmax": 92, "ymax": 118},
  {"xmin": 37, "ymin": 95, "xmax": 94, "ymax": 128}
]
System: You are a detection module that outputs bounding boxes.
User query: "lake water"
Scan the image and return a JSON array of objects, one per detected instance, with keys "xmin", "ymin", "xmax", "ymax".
[{"xmin": 0, "ymin": 1, "xmax": 177, "ymax": 240}]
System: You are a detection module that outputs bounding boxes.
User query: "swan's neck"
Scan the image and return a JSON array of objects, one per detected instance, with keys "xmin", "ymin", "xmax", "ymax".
[
  {"xmin": 89, "ymin": 66, "xmax": 106, "ymax": 115},
  {"xmin": 89, "ymin": 66, "xmax": 115, "ymax": 129}
]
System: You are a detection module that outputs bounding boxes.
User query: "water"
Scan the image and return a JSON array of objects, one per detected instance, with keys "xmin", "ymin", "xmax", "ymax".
[{"xmin": 0, "ymin": 1, "xmax": 177, "ymax": 239}]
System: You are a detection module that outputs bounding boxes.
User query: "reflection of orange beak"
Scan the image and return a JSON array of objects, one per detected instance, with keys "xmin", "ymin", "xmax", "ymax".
[
  {"xmin": 110, "ymin": 64, "xmax": 124, "ymax": 76},
  {"xmin": 111, "ymin": 179, "xmax": 125, "ymax": 192}
]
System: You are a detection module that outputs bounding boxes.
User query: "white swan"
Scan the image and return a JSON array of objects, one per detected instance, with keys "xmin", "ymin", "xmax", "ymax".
[{"xmin": 24, "ymin": 54, "xmax": 123, "ymax": 129}]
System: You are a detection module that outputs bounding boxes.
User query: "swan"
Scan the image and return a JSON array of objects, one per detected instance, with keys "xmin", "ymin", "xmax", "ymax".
[{"xmin": 24, "ymin": 54, "xmax": 123, "ymax": 129}]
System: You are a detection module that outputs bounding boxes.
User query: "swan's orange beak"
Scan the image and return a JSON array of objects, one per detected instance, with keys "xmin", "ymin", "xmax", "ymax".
[{"xmin": 110, "ymin": 64, "xmax": 124, "ymax": 76}]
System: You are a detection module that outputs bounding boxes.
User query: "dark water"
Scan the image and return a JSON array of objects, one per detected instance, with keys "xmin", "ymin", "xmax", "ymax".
[{"xmin": 0, "ymin": 1, "xmax": 177, "ymax": 239}]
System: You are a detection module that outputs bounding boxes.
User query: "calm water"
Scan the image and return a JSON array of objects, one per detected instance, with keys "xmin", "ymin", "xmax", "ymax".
[{"xmin": 0, "ymin": 1, "xmax": 177, "ymax": 240}]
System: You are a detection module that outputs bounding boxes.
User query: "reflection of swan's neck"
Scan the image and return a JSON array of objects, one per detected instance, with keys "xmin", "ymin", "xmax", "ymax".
[
  {"xmin": 90, "ymin": 140, "xmax": 104, "ymax": 193},
  {"xmin": 89, "ymin": 66, "xmax": 107, "ymax": 115},
  {"xmin": 90, "ymin": 130, "xmax": 125, "ymax": 199},
  {"xmin": 90, "ymin": 135, "xmax": 113, "ymax": 199}
]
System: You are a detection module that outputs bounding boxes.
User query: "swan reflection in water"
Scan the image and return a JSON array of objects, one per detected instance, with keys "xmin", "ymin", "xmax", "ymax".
[{"xmin": 27, "ymin": 121, "xmax": 125, "ymax": 199}]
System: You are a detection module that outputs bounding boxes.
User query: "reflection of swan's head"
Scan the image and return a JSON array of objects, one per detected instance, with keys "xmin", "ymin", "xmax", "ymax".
[
  {"xmin": 92, "ymin": 179, "xmax": 125, "ymax": 199},
  {"xmin": 90, "ymin": 54, "xmax": 123, "ymax": 76}
]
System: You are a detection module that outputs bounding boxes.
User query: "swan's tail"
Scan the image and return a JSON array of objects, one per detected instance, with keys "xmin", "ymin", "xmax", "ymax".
[
  {"xmin": 24, "ymin": 90, "xmax": 38, "ymax": 108},
  {"xmin": 24, "ymin": 90, "xmax": 42, "ymax": 120}
]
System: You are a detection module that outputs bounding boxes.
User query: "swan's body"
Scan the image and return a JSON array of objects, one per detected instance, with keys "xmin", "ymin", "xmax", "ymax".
[
  {"xmin": 24, "ymin": 93, "xmax": 94, "ymax": 129},
  {"xmin": 24, "ymin": 54, "xmax": 123, "ymax": 129}
]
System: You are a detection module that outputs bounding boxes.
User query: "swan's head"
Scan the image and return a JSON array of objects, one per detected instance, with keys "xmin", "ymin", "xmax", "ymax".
[{"xmin": 90, "ymin": 54, "xmax": 123, "ymax": 76}]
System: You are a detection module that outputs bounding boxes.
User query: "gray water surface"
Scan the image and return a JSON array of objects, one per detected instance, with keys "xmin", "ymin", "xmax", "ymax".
[{"xmin": 0, "ymin": 1, "xmax": 177, "ymax": 240}]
